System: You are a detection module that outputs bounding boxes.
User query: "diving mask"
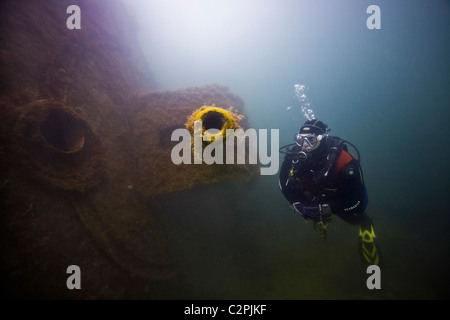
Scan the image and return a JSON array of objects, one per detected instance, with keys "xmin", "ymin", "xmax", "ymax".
[{"xmin": 294, "ymin": 133, "xmax": 325, "ymax": 151}]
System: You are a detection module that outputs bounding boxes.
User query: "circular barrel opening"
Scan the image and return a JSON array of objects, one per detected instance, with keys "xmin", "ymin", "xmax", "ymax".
[
  {"xmin": 40, "ymin": 109, "xmax": 86, "ymax": 153},
  {"xmin": 201, "ymin": 111, "xmax": 227, "ymax": 130}
]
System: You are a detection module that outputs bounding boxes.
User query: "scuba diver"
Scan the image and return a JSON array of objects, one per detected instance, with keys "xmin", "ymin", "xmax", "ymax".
[{"xmin": 279, "ymin": 119, "xmax": 381, "ymax": 266}]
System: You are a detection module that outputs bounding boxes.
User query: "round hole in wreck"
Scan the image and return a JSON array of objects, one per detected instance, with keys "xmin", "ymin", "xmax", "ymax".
[
  {"xmin": 40, "ymin": 109, "xmax": 86, "ymax": 153},
  {"xmin": 201, "ymin": 111, "xmax": 227, "ymax": 130}
]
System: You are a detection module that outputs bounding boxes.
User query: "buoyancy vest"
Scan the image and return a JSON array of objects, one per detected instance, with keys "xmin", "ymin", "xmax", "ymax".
[
  {"xmin": 288, "ymin": 136, "xmax": 354, "ymax": 191},
  {"xmin": 335, "ymin": 150, "xmax": 354, "ymax": 175}
]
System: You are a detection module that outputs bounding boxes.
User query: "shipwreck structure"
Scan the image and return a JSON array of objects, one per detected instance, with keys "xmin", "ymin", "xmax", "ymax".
[{"xmin": 0, "ymin": 0, "xmax": 258, "ymax": 298}]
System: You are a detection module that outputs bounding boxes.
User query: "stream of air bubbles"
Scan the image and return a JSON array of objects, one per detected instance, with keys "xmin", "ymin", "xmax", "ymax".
[{"xmin": 287, "ymin": 84, "xmax": 315, "ymax": 121}]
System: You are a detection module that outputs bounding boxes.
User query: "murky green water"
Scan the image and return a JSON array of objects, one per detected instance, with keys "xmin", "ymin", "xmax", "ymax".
[{"xmin": 123, "ymin": 0, "xmax": 449, "ymax": 299}]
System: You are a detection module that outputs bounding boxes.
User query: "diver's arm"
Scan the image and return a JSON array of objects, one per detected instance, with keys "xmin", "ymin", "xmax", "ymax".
[
  {"xmin": 279, "ymin": 155, "xmax": 323, "ymax": 218},
  {"xmin": 292, "ymin": 202, "xmax": 330, "ymax": 220},
  {"xmin": 278, "ymin": 156, "xmax": 290, "ymax": 191},
  {"xmin": 279, "ymin": 155, "xmax": 297, "ymax": 203}
]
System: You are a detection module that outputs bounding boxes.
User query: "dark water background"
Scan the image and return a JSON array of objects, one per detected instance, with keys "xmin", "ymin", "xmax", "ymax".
[{"xmin": 125, "ymin": 0, "xmax": 450, "ymax": 299}]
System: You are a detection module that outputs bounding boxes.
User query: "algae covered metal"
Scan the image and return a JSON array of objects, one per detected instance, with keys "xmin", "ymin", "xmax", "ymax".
[{"xmin": 0, "ymin": 0, "xmax": 258, "ymax": 298}]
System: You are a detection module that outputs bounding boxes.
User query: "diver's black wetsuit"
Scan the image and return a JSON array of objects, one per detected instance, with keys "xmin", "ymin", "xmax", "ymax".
[{"xmin": 279, "ymin": 138, "xmax": 372, "ymax": 226}]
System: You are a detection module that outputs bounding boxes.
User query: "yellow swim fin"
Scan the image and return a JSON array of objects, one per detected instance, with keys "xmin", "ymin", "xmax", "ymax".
[
  {"xmin": 314, "ymin": 216, "xmax": 332, "ymax": 239},
  {"xmin": 359, "ymin": 225, "xmax": 381, "ymax": 266},
  {"xmin": 314, "ymin": 221, "xmax": 327, "ymax": 239}
]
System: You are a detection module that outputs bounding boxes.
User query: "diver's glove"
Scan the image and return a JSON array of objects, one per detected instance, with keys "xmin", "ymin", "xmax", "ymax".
[
  {"xmin": 293, "ymin": 202, "xmax": 319, "ymax": 219},
  {"xmin": 293, "ymin": 202, "xmax": 332, "ymax": 220},
  {"xmin": 319, "ymin": 203, "xmax": 332, "ymax": 217}
]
